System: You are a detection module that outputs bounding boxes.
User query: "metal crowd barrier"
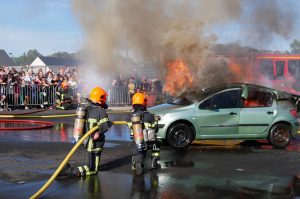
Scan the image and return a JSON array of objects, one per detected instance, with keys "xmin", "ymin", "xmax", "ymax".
[
  {"xmin": 108, "ymin": 86, "xmax": 131, "ymax": 105},
  {"xmin": 0, "ymin": 84, "xmax": 79, "ymax": 108},
  {"xmin": 0, "ymin": 84, "xmax": 158, "ymax": 108}
]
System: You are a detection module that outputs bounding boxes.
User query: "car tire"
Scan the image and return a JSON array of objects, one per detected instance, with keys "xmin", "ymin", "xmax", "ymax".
[
  {"xmin": 167, "ymin": 122, "xmax": 194, "ymax": 149},
  {"xmin": 268, "ymin": 123, "xmax": 292, "ymax": 148}
]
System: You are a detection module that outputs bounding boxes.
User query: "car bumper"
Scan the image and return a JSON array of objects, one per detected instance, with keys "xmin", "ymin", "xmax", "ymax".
[{"xmin": 157, "ymin": 123, "xmax": 167, "ymax": 139}]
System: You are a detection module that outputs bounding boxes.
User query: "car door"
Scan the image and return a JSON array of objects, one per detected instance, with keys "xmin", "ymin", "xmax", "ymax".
[
  {"xmin": 195, "ymin": 88, "xmax": 241, "ymax": 138},
  {"xmin": 239, "ymin": 86, "xmax": 275, "ymax": 135}
]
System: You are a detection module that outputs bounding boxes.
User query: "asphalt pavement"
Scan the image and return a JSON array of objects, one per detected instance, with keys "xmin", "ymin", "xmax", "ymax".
[{"xmin": 1, "ymin": 109, "xmax": 300, "ymax": 198}]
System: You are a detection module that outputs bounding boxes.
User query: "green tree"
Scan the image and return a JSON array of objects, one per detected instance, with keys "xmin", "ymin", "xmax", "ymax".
[
  {"xmin": 14, "ymin": 49, "xmax": 42, "ymax": 66},
  {"xmin": 290, "ymin": 39, "xmax": 300, "ymax": 54},
  {"xmin": 26, "ymin": 49, "xmax": 42, "ymax": 63},
  {"xmin": 50, "ymin": 51, "xmax": 73, "ymax": 59}
]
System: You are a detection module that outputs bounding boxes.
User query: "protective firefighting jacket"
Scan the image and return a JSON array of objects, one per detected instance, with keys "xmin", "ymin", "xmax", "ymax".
[
  {"xmin": 56, "ymin": 87, "xmax": 72, "ymax": 104},
  {"xmin": 84, "ymin": 103, "xmax": 112, "ymax": 152},
  {"xmin": 128, "ymin": 105, "xmax": 158, "ymax": 141}
]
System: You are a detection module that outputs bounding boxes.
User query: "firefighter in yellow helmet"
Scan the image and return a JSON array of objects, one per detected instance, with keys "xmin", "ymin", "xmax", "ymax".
[
  {"xmin": 55, "ymin": 81, "xmax": 73, "ymax": 110},
  {"xmin": 59, "ymin": 86, "xmax": 112, "ymax": 177},
  {"xmin": 128, "ymin": 92, "xmax": 161, "ymax": 175}
]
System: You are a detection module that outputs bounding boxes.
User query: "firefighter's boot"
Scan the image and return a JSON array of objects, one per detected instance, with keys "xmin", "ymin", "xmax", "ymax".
[
  {"xmin": 58, "ymin": 163, "xmax": 76, "ymax": 177},
  {"xmin": 150, "ymin": 156, "xmax": 161, "ymax": 170},
  {"xmin": 135, "ymin": 162, "xmax": 143, "ymax": 175}
]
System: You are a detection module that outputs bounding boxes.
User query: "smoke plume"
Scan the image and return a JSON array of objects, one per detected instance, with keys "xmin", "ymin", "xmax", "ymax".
[{"xmin": 72, "ymin": 0, "xmax": 296, "ymax": 96}]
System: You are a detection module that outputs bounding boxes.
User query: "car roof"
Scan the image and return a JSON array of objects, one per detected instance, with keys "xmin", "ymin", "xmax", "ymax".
[{"xmin": 201, "ymin": 83, "xmax": 294, "ymax": 100}]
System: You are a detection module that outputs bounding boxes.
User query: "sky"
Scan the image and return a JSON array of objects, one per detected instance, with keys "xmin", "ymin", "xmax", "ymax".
[
  {"xmin": 0, "ymin": 0, "xmax": 300, "ymax": 57},
  {"xmin": 0, "ymin": 0, "xmax": 83, "ymax": 57}
]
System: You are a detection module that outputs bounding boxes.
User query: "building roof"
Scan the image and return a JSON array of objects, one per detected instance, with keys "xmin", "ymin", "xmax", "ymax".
[
  {"xmin": 0, "ymin": 49, "xmax": 15, "ymax": 66},
  {"xmin": 38, "ymin": 56, "xmax": 79, "ymax": 66}
]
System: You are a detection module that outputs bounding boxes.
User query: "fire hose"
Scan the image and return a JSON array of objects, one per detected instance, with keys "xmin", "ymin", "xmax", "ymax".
[{"xmin": 30, "ymin": 120, "xmax": 128, "ymax": 199}]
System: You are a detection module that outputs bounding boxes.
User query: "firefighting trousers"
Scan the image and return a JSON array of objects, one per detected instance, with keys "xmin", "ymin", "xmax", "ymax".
[
  {"xmin": 131, "ymin": 140, "xmax": 161, "ymax": 166},
  {"xmin": 76, "ymin": 135, "xmax": 105, "ymax": 176}
]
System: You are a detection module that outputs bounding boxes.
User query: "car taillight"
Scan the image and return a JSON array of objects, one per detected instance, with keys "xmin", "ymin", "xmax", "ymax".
[{"xmin": 290, "ymin": 109, "xmax": 298, "ymax": 118}]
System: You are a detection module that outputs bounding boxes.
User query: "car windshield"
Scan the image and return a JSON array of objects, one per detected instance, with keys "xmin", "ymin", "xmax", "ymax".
[{"xmin": 167, "ymin": 98, "xmax": 194, "ymax": 106}]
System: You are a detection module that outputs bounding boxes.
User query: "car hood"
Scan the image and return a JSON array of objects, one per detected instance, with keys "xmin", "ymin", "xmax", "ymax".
[{"xmin": 149, "ymin": 103, "xmax": 195, "ymax": 114}]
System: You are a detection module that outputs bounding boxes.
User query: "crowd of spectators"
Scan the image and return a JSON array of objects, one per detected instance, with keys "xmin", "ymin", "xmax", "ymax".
[
  {"xmin": 0, "ymin": 66, "xmax": 165, "ymax": 110},
  {"xmin": 111, "ymin": 74, "xmax": 164, "ymax": 105},
  {"xmin": 0, "ymin": 66, "xmax": 79, "ymax": 88},
  {"xmin": 112, "ymin": 74, "xmax": 163, "ymax": 97},
  {"xmin": 0, "ymin": 65, "xmax": 80, "ymax": 110}
]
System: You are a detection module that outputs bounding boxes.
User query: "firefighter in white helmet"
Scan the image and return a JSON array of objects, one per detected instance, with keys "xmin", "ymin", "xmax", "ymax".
[
  {"xmin": 128, "ymin": 92, "xmax": 161, "ymax": 175},
  {"xmin": 58, "ymin": 86, "xmax": 112, "ymax": 177}
]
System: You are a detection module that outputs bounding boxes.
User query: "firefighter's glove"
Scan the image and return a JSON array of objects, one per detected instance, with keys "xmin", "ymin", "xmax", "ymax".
[
  {"xmin": 72, "ymin": 138, "xmax": 77, "ymax": 144},
  {"xmin": 91, "ymin": 131, "xmax": 100, "ymax": 140},
  {"xmin": 72, "ymin": 136, "xmax": 81, "ymax": 144}
]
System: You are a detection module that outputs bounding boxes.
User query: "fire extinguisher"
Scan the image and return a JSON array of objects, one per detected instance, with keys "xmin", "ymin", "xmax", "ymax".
[
  {"xmin": 73, "ymin": 106, "xmax": 87, "ymax": 143},
  {"xmin": 131, "ymin": 113, "xmax": 144, "ymax": 151}
]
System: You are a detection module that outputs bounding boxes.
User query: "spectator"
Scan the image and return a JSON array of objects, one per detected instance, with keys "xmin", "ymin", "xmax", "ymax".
[
  {"xmin": 128, "ymin": 77, "xmax": 136, "ymax": 101},
  {"xmin": 0, "ymin": 78, "xmax": 6, "ymax": 111},
  {"xmin": 51, "ymin": 74, "xmax": 59, "ymax": 85},
  {"xmin": 58, "ymin": 67, "xmax": 65, "ymax": 77},
  {"xmin": 140, "ymin": 75, "xmax": 149, "ymax": 92},
  {"xmin": 68, "ymin": 76, "xmax": 78, "ymax": 88},
  {"xmin": 6, "ymin": 75, "xmax": 15, "ymax": 107},
  {"xmin": 23, "ymin": 71, "xmax": 33, "ymax": 85},
  {"xmin": 112, "ymin": 74, "xmax": 126, "ymax": 86},
  {"xmin": 4, "ymin": 66, "xmax": 9, "ymax": 75},
  {"xmin": 34, "ymin": 75, "xmax": 41, "ymax": 85},
  {"xmin": 46, "ymin": 72, "xmax": 54, "ymax": 85}
]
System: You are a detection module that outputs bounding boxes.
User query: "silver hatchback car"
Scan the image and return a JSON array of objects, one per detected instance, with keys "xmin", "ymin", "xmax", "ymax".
[{"xmin": 150, "ymin": 83, "xmax": 299, "ymax": 149}]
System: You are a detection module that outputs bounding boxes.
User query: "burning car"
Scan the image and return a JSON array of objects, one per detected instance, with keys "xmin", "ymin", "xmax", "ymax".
[{"xmin": 149, "ymin": 83, "xmax": 299, "ymax": 149}]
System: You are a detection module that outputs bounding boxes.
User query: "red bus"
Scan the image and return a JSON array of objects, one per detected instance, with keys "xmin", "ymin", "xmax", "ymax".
[{"xmin": 255, "ymin": 54, "xmax": 300, "ymax": 95}]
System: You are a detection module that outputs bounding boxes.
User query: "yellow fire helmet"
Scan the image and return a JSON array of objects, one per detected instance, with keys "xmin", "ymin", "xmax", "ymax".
[
  {"xmin": 89, "ymin": 87, "xmax": 107, "ymax": 104},
  {"xmin": 132, "ymin": 92, "xmax": 147, "ymax": 105},
  {"xmin": 61, "ymin": 81, "xmax": 68, "ymax": 89}
]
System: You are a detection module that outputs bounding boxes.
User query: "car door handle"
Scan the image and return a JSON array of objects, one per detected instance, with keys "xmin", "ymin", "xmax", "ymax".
[
  {"xmin": 229, "ymin": 112, "xmax": 237, "ymax": 115},
  {"xmin": 267, "ymin": 111, "xmax": 274, "ymax": 114}
]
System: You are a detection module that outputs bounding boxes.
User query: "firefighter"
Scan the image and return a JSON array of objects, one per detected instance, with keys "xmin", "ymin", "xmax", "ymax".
[
  {"xmin": 129, "ymin": 92, "xmax": 161, "ymax": 175},
  {"xmin": 58, "ymin": 86, "xmax": 112, "ymax": 177},
  {"xmin": 55, "ymin": 81, "xmax": 73, "ymax": 110}
]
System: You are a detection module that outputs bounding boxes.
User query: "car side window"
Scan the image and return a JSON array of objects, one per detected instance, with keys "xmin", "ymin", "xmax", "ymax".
[
  {"xmin": 243, "ymin": 88, "xmax": 273, "ymax": 108},
  {"xmin": 199, "ymin": 89, "xmax": 241, "ymax": 109}
]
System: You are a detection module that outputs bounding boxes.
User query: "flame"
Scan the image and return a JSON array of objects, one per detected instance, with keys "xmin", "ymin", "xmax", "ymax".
[
  {"xmin": 228, "ymin": 58, "xmax": 253, "ymax": 83},
  {"xmin": 163, "ymin": 59, "xmax": 193, "ymax": 96}
]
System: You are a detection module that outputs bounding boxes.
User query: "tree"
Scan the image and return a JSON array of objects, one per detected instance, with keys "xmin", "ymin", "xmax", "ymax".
[
  {"xmin": 290, "ymin": 39, "xmax": 300, "ymax": 54},
  {"xmin": 50, "ymin": 51, "xmax": 73, "ymax": 59},
  {"xmin": 14, "ymin": 49, "xmax": 42, "ymax": 66}
]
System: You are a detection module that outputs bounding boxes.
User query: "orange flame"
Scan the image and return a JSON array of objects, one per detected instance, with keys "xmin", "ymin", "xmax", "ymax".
[
  {"xmin": 163, "ymin": 59, "xmax": 193, "ymax": 96},
  {"xmin": 229, "ymin": 61, "xmax": 241, "ymax": 82},
  {"xmin": 228, "ymin": 58, "xmax": 253, "ymax": 83}
]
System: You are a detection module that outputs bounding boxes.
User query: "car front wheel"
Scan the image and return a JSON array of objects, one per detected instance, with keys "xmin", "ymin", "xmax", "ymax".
[
  {"xmin": 268, "ymin": 123, "xmax": 292, "ymax": 148},
  {"xmin": 167, "ymin": 122, "xmax": 194, "ymax": 149}
]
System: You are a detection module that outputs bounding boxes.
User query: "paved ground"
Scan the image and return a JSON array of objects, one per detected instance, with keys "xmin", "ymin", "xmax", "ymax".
[{"xmin": 1, "ymin": 109, "xmax": 300, "ymax": 198}]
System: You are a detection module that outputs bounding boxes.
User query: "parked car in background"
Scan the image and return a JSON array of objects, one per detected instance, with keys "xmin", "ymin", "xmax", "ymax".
[{"xmin": 149, "ymin": 83, "xmax": 299, "ymax": 149}]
